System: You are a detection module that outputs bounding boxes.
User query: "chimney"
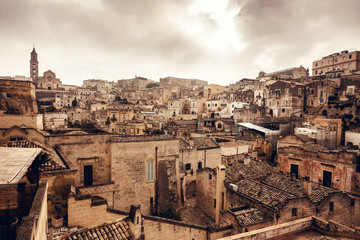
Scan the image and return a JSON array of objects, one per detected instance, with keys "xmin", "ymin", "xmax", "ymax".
[
  {"xmin": 244, "ymin": 157, "xmax": 250, "ymax": 165},
  {"xmin": 129, "ymin": 205, "xmax": 143, "ymax": 240},
  {"xmin": 215, "ymin": 165, "xmax": 226, "ymax": 226},
  {"xmin": 303, "ymin": 181, "xmax": 312, "ymax": 197}
]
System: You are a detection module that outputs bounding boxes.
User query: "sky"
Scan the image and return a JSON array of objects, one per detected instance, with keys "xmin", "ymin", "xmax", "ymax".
[{"xmin": 1, "ymin": 0, "xmax": 360, "ymax": 86}]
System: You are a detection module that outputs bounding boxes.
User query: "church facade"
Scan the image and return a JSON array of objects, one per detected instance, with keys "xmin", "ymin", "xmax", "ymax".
[{"xmin": 30, "ymin": 47, "xmax": 63, "ymax": 90}]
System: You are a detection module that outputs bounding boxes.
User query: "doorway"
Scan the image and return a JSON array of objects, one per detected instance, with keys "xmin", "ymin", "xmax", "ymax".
[
  {"xmin": 323, "ymin": 170, "xmax": 332, "ymax": 188},
  {"xmin": 290, "ymin": 164, "xmax": 299, "ymax": 179},
  {"xmin": 84, "ymin": 165, "xmax": 93, "ymax": 186}
]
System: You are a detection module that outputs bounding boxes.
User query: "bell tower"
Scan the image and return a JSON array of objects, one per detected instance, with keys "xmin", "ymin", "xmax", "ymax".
[{"xmin": 30, "ymin": 46, "xmax": 39, "ymax": 86}]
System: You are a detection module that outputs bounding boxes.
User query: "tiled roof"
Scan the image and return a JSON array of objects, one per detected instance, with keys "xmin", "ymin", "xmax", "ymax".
[
  {"xmin": 294, "ymin": 134, "xmax": 313, "ymax": 143},
  {"xmin": 193, "ymin": 137, "xmax": 219, "ymax": 150},
  {"xmin": 65, "ymin": 219, "xmax": 132, "ymax": 240},
  {"xmin": 309, "ymin": 184, "xmax": 335, "ymax": 204},
  {"xmin": 302, "ymin": 144, "xmax": 329, "ymax": 152},
  {"xmin": 261, "ymin": 173, "xmax": 305, "ymax": 197},
  {"xmin": 109, "ymin": 135, "xmax": 175, "ymax": 143},
  {"xmin": 234, "ymin": 179, "xmax": 293, "ymax": 210},
  {"xmin": 227, "ymin": 160, "xmax": 338, "ymax": 209},
  {"xmin": 2, "ymin": 140, "xmax": 67, "ymax": 171},
  {"xmin": 225, "ymin": 160, "xmax": 274, "ymax": 182},
  {"xmin": 234, "ymin": 208, "xmax": 272, "ymax": 226}
]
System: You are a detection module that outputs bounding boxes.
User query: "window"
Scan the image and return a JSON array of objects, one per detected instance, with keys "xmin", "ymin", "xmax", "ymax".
[
  {"xmin": 335, "ymin": 58, "xmax": 337, "ymax": 62},
  {"xmin": 119, "ymin": 128, "xmax": 121, "ymax": 132},
  {"xmin": 214, "ymin": 199, "xmax": 216, "ymax": 208},
  {"xmin": 310, "ymin": 89, "xmax": 314, "ymax": 94},
  {"xmin": 150, "ymin": 197, "xmax": 153, "ymax": 205},
  {"xmin": 315, "ymin": 70, "xmax": 318, "ymax": 74},
  {"xmin": 290, "ymin": 164, "xmax": 299, "ymax": 179},
  {"xmin": 185, "ymin": 163, "xmax": 191, "ymax": 170},
  {"xmin": 282, "ymin": 109, "xmax": 285, "ymax": 113},
  {"xmin": 285, "ymin": 100, "xmax": 288, "ymax": 106},
  {"xmin": 198, "ymin": 162, "xmax": 202, "ymax": 170},
  {"xmin": 123, "ymin": 129, "xmax": 125, "ymax": 133},
  {"xmin": 315, "ymin": 63, "xmax": 318, "ymax": 67},
  {"xmin": 349, "ymin": 54, "xmax": 352, "ymax": 59},
  {"xmin": 310, "ymin": 100, "xmax": 313, "ymax": 106},
  {"xmin": 292, "ymin": 208, "xmax": 297, "ymax": 217},
  {"xmin": 209, "ymin": 174, "xmax": 212, "ymax": 180},
  {"xmin": 275, "ymin": 89, "xmax": 281, "ymax": 97},
  {"xmin": 146, "ymin": 162, "xmax": 155, "ymax": 182},
  {"xmin": 329, "ymin": 201, "xmax": 334, "ymax": 212}
]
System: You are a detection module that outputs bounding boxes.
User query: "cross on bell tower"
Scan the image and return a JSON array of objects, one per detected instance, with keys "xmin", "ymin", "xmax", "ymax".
[{"xmin": 30, "ymin": 45, "xmax": 39, "ymax": 86}]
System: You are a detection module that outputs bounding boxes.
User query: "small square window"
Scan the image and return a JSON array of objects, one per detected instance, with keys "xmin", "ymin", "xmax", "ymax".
[
  {"xmin": 185, "ymin": 163, "xmax": 191, "ymax": 170},
  {"xmin": 292, "ymin": 208, "xmax": 297, "ymax": 217}
]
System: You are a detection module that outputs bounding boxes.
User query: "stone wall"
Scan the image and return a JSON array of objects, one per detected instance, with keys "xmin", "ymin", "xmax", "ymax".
[
  {"xmin": 16, "ymin": 181, "xmax": 48, "ymax": 240},
  {"xmin": 58, "ymin": 140, "xmax": 111, "ymax": 186},
  {"xmin": 67, "ymin": 194, "xmax": 125, "ymax": 228},
  {"xmin": 142, "ymin": 215, "xmax": 207, "ymax": 240},
  {"xmin": 217, "ymin": 217, "xmax": 313, "ymax": 240},
  {"xmin": 196, "ymin": 168, "xmax": 217, "ymax": 219},
  {"xmin": 278, "ymin": 146, "xmax": 357, "ymax": 192},
  {"xmin": 0, "ymin": 79, "xmax": 38, "ymax": 115},
  {"xmin": 0, "ymin": 114, "xmax": 43, "ymax": 129},
  {"xmin": 77, "ymin": 182, "xmax": 117, "ymax": 207},
  {"xmin": 110, "ymin": 138, "xmax": 180, "ymax": 215}
]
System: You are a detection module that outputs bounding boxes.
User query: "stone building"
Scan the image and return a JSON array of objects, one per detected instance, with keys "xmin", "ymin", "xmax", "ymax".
[
  {"xmin": 118, "ymin": 76, "xmax": 155, "ymax": 91},
  {"xmin": 224, "ymin": 160, "xmax": 357, "ymax": 232},
  {"xmin": 179, "ymin": 136, "xmax": 222, "ymax": 201},
  {"xmin": 264, "ymin": 80, "xmax": 305, "ymax": 118},
  {"xmin": 277, "ymin": 143, "xmax": 360, "ymax": 194},
  {"xmin": 258, "ymin": 66, "xmax": 309, "ymax": 81},
  {"xmin": 30, "ymin": 47, "xmax": 63, "ymax": 90},
  {"xmin": 159, "ymin": 76, "xmax": 208, "ymax": 88},
  {"xmin": 312, "ymin": 50, "xmax": 360, "ymax": 77}
]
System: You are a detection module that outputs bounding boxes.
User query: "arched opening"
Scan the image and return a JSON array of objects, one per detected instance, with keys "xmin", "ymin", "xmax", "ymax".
[
  {"xmin": 185, "ymin": 181, "xmax": 196, "ymax": 199},
  {"xmin": 48, "ymin": 86, "xmax": 52, "ymax": 90},
  {"xmin": 211, "ymin": 113, "xmax": 215, "ymax": 118},
  {"xmin": 269, "ymin": 109, "xmax": 273, "ymax": 117},
  {"xmin": 217, "ymin": 123, "xmax": 222, "ymax": 129},
  {"xmin": 322, "ymin": 110, "xmax": 328, "ymax": 116}
]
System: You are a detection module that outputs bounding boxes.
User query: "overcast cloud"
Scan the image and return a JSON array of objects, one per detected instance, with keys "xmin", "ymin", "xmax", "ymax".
[{"xmin": 0, "ymin": 0, "xmax": 359, "ymax": 86}]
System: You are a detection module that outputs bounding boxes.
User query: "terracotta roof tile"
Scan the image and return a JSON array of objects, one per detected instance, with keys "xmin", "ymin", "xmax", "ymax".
[
  {"xmin": 233, "ymin": 208, "xmax": 272, "ymax": 226},
  {"xmin": 66, "ymin": 218, "xmax": 132, "ymax": 240}
]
